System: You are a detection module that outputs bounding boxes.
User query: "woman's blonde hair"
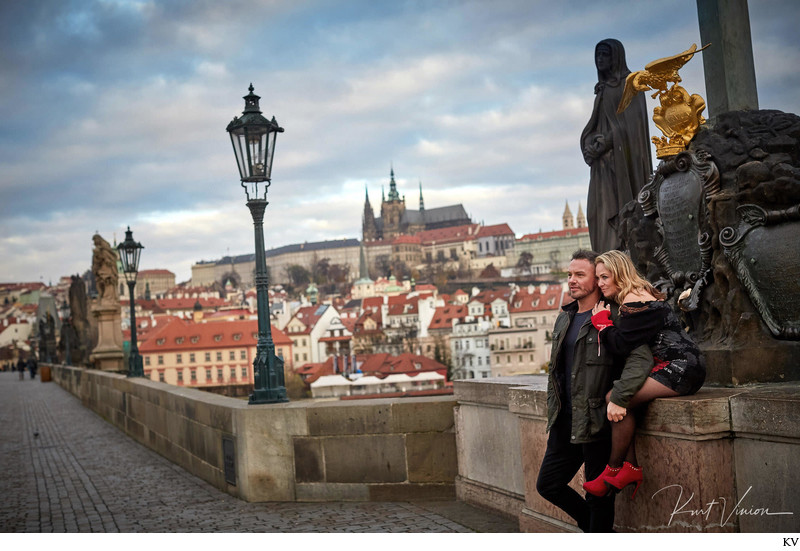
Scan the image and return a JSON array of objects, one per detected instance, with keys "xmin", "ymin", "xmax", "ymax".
[{"xmin": 595, "ymin": 250, "xmax": 665, "ymax": 302}]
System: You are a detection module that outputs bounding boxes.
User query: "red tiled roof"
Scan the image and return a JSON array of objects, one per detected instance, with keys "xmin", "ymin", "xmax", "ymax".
[
  {"xmin": 509, "ymin": 285, "xmax": 568, "ymax": 313},
  {"xmin": 416, "ymin": 224, "xmax": 481, "ymax": 245},
  {"xmin": 520, "ymin": 226, "xmax": 589, "ymax": 241},
  {"xmin": 156, "ymin": 297, "xmax": 227, "ymax": 310},
  {"xmin": 139, "ymin": 318, "xmax": 290, "ymax": 352},
  {"xmin": 138, "ymin": 269, "xmax": 175, "ymax": 276},
  {"xmin": 392, "ymin": 234, "xmax": 421, "ymax": 245},
  {"xmin": 471, "ymin": 288, "xmax": 512, "ymax": 304},
  {"xmin": 428, "ymin": 304, "xmax": 467, "ymax": 330},
  {"xmin": 476, "ymin": 223, "xmax": 514, "ymax": 238},
  {"xmin": 340, "ymin": 316, "xmax": 358, "ymax": 333}
]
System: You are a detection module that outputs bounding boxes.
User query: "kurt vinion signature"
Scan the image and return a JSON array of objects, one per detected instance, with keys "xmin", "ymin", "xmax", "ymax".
[{"xmin": 653, "ymin": 484, "xmax": 794, "ymax": 527}]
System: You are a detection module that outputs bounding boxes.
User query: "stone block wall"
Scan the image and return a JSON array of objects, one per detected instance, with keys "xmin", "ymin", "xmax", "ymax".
[
  {"xmin": 454, "ymin": 376, "xmax": 799, "ymax": 533},
  {"xmin": 51, "ymin": 365, "xmax": 457, "ymax": 502}
]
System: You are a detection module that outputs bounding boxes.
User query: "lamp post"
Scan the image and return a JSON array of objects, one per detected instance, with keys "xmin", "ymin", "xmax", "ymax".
[
  {"xmin": 226, "ymin": 84, "xmax": 288, "ymax": 404},
  {"xmin": 60, "ymin": 300, "xmax": 72, "ymax": 366},
  {"xmin": 117, "ymin": 227, "xmax": 144, "ymax": 378}
]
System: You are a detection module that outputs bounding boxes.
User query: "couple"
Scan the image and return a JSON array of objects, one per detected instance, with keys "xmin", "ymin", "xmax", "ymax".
[{"xmin": 536, "ymin": 250, "xmax": 705, "ymax": 532}]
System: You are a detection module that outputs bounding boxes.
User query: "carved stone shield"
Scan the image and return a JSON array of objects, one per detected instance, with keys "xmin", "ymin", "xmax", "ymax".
[
  {"xmin": 720, "ymin": 204, "xmax": 800, "ymax": 339},
  {"xmin": 639, "ymin": 150, "xmax": 719, "ymax": 310}
]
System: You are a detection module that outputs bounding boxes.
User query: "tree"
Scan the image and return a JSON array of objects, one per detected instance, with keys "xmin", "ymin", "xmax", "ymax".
[
  {"xmin": 312, "ymin": 256, "xmax": 330, "ymax": 285},
  {"xmin": 286, "ymin": 265, "xmax": 311, "ymax": 287},
  {"xmin": 516, "ymin": 251, "xmax": 533, "ymax": 272}
]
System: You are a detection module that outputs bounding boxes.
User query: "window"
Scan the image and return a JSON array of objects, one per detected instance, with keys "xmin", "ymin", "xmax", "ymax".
[
  {"xmin": 303, "ymin": 353, "xmax": 307, "ymax": 361},
  {"xmin": 229, "ymin": 351, "xmax": 235, "ymax": 361},
  {"xmin": 175, "ymin": 337, "xmax": 184, "ymax": 344},
  {"xmin": 191, "ymin": 336, "xmax": 199, "ymax": 344},
  {"xmin": 190, "ymin": 370, "xmax": 197, "ymax": 382},
  {"xmin": 189, "ymin": 353, "xmax": 195, "ymax": 363},
  {"xmin": 205, "ymin": 352, "xmax": 211, "ymax": 362},
  {"xmin": 217, "ymin": 368, "xmax": 223, "ymax": 380},
  {"xmin": 145, "ymin": 356, "xmax": 150, "ymax": 366},
  {"xmin": 158, "ymin": 372, "xmax": 165, "ymax": 383},
  {"xmin": 240, "ymin": 350, "xmax": 246, "ymax": 360},
  {"xmin": 157, "ymin": 355, "xmax": 164, "ymax": 365},
  {"xmin": 176, "ymin": 353, "xmax": 182, "ymax": 364},
  {"xmin": 206, "ymin": 368, "xmax": 212, "ymax": 380},
  {"xmin": 241, "ymin": 367, "xmax": 248, "ymax": 379},
  {"xmin": 177, "ymin": 371, "xmax": 184, "ymax": 383},
  {"xmin": 216, "ymin": 351, "xmax": 222, "ymax": 361},
  {"xmin": 233, "ymin": 333, "xmax": 242, "ymax": 341}
]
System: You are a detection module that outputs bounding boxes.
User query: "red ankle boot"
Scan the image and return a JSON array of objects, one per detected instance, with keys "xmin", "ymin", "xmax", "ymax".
[
  {"xmin": 605, "ymin": 461, "xmax": 643, "ymax": 498},
  {"xmin": 582, "ymin": 464, "xmax": 620, "ymax": 497}
]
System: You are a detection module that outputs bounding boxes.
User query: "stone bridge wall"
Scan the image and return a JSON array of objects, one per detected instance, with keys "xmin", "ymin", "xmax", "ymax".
[
  {"xmin": 50, "ymin": 365, "xmax": 457, "ymax": 502},
  {"xmin": 454, "ymin": 375, "xmax": 799, "ymax": 532}
]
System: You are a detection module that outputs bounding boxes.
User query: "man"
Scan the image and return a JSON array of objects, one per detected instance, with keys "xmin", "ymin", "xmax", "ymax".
[{"xmin": 536, "ymin": 250, "xmax": 652, "ymax": 532}]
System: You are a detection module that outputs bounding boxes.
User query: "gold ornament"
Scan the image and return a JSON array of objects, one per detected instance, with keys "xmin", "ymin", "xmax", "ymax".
[{"xmin": 618, "ymin": 44, "xmax": 710, "ymax": 159}]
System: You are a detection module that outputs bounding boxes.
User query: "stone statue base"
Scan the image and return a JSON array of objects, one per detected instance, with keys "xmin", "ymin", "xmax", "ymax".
[
  {"xmin": 620, "ymin": 109, "xmax": 800, "ymax": 385},
  {"xmin": 90, "ymin": 301, "xmax": 124, "ymax": 372}
]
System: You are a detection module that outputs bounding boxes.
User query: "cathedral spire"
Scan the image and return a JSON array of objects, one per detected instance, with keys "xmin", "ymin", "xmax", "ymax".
[
  {"xmin": 362, "ymin": 183, "xmax": 377, "ymax": 241},
  {"xmin": 387, "ymin": 166, "xmax": 401, "ymax": 201},
  {"xmin": 419, "ymin": 180, "xmax": 425, "ymax": 211},
  {"xmin": 576, "ymin": 201, "xmax": 586, "ymax": 228},
  {"xmin": 562, "ymin": 200, "xmax": 575, "ymax": 230}
]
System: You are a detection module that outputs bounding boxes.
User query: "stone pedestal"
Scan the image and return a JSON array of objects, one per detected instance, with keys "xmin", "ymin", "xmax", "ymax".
[{"xmin": 89, "ymin": 302, "xmax": 124, "ymax": 372}]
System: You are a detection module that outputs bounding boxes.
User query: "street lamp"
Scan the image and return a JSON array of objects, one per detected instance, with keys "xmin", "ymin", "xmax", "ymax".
[
  {"xmin": 226, "ymin": 84, "xmax": 288, "ymax": 404},
  {"xmin": 117, "ymin": 226, "xmax": 144, "ymax": 378}
]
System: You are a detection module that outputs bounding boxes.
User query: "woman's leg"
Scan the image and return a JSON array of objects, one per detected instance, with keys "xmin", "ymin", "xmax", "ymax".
[{"xmin": 606, "ymin": 377, "xmax": 679, "ymax": 467}]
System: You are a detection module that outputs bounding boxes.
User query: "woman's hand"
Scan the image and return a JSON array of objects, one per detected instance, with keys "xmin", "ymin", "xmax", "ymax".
[
  {"xmin": 607, "ymin": 401, "xmax": 627, "ymax": 423},
  {"xmin": 592, "ymin": 301, "xmax": 611, "ymax": 317}
]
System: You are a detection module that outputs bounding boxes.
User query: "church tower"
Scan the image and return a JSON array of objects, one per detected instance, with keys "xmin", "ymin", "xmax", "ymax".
[
  {"xmin": 562, "ymin": 201, "xmax": 575, "ymax": 230},
  {"xmin": 380, "ymin": 167, "xmax": 406, "ymax": 239},
  {"xmin": 576, "ymin": 201, "xmax": 587, "ymax": 229},
  {"xmin": 362, "ymin": 185, "xmax": 378, "ymax": 241},
  {"xmin": 419, "ymin": 180, "xmax": 425, "ymax": 211}
]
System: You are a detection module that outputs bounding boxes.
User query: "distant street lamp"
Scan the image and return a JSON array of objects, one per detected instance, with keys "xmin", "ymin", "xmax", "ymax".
[
  {"xmin": 226, "ymin": 84, "xmax": 288, "ymax": 404},
  {"xmin": 60, "ymin": 300, "xmax": 71, "ymax": 366},
  {"xmin": 117, "ymin": 227, "xmax": 144, "ymax": 378}
]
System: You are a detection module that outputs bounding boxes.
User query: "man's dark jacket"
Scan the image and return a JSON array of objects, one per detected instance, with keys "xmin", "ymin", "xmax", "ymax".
[{"xmin": 546, "ymin": 300, "xmax": 652, "ymax": 444}]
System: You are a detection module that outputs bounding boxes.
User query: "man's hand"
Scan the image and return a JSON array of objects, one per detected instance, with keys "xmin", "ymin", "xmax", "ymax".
[{"xmin": 607, "ymin": 401, "xmax": 627, "ymax": 422}]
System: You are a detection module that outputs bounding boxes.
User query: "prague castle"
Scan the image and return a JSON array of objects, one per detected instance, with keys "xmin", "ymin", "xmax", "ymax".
[{"xmin": 362, "ymin": 168, "xmax": 472, "ymax": 241}]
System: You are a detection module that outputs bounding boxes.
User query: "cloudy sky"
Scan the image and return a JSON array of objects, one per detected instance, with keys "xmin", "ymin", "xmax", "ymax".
[{"xmin": 1, "ymin": 0, "xmax": 798, "ymax": 285}]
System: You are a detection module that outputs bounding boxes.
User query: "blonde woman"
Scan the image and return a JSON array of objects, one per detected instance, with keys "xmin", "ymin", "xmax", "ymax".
[{"xmin": 583, "ymin": 250, "xmax": 705, "ymax": 498}]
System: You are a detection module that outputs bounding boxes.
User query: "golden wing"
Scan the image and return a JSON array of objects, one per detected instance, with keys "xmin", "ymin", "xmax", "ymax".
[
  {"xmin": 617, "ymin": 71, "xmax": 643, "ymax": 114},
  {"xmin": 644, "ymin": 43, "xmax": 710, "ymax": 77}
]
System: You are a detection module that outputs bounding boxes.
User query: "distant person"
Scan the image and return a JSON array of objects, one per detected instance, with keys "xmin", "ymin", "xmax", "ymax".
[
  {"xmin": 27, "ymin": 356, "xmax": 37, "ymax": 380},
  {"xmin": 18, "ymin": 358, "xmax": 25, "ymax": 380},
  {"xmin": 583, "ymin": 250, "xmax": 705, "ymax": 499},
  {"xmin": 536, "ymin": 250, "xmax": 652, "ymax": 532},
  {"xmin": 581, "ymin": 38, "xmax": 652, "ymax": 253}
]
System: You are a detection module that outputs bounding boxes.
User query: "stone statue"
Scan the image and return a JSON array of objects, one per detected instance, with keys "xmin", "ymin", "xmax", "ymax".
[
  {"xmin": 68, "ymin": 275, "xmax": 90, "ymax": 366},
  {"xmin": 92, "ymin": 234, "xmax": 119, "ymax": 304},
  {"xmin": 581, "ymin": 38, "xmax": 653, "ymax": 253}
]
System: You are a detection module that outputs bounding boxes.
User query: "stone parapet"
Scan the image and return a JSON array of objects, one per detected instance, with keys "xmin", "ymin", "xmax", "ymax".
[
  {"xmin": 453, "ymin": 376, "xmax": 539, "ymax": 522},
  {"xmin": 455, "ymin": 376, "xmax": 799, "ymax": 533},
  {"xmin": 50, "ymin": 364, "xmax": 457, "ymax": 503}
]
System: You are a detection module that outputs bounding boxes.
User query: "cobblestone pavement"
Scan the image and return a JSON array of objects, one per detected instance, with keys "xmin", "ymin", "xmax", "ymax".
[{"xmin": 0, "ymin": 371, "xmax": 518, "ymax": 533}]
